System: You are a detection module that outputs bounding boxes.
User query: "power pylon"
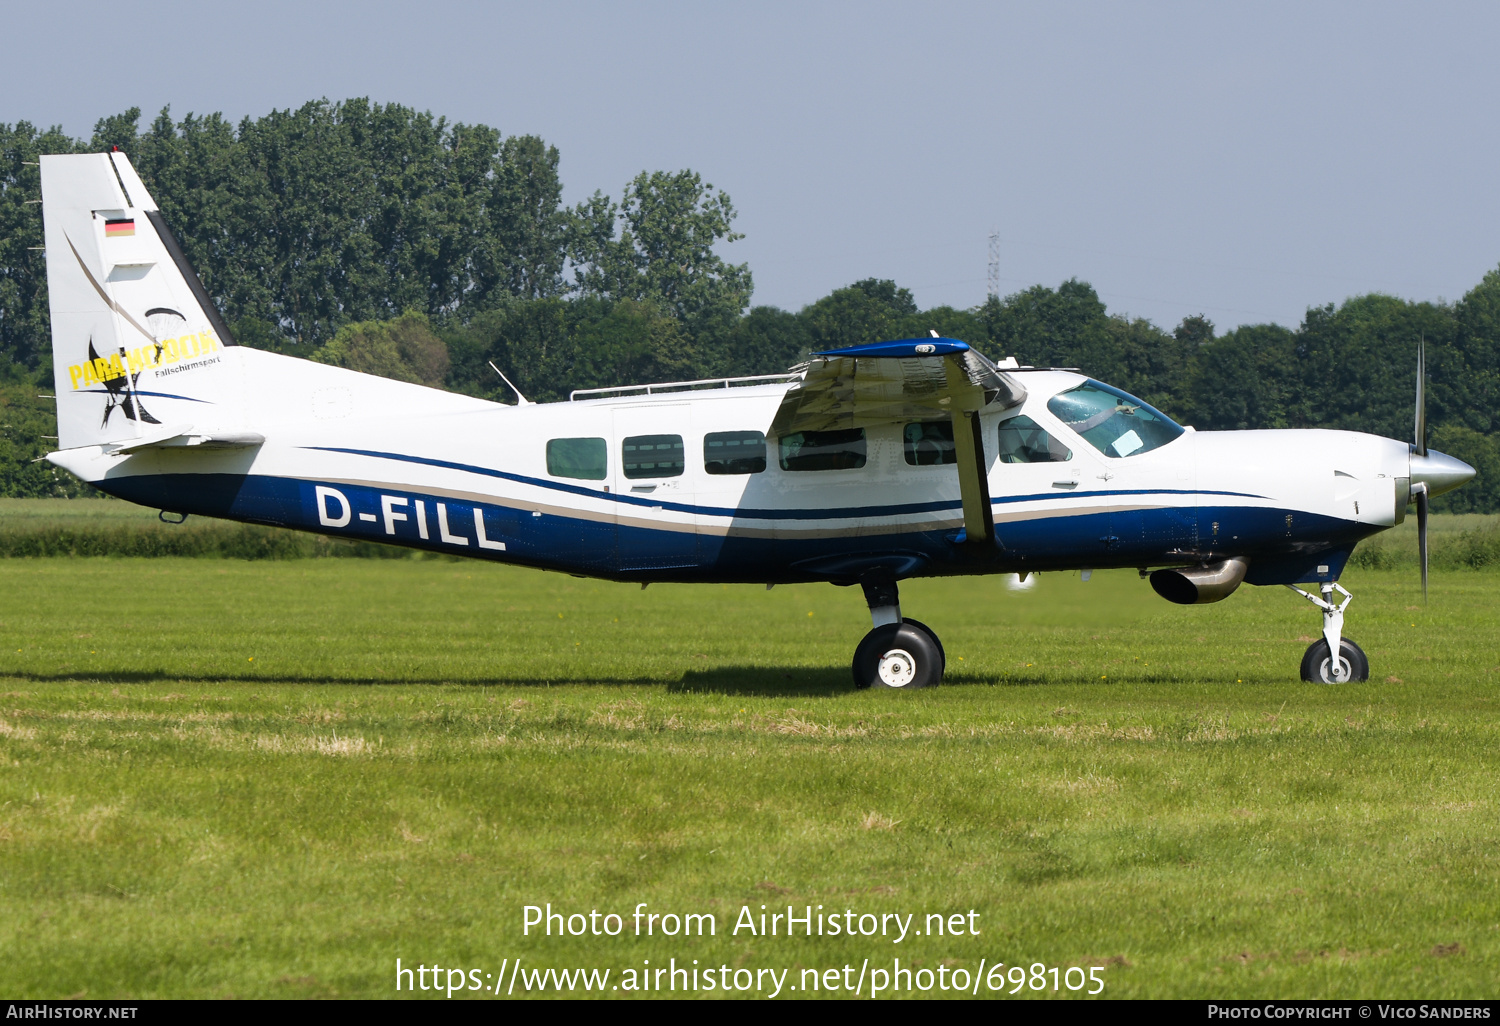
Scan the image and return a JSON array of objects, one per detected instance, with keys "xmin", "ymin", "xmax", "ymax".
[{"xmin": 987, "ymin": 228, "xmax": 1000, "ymax": 302}]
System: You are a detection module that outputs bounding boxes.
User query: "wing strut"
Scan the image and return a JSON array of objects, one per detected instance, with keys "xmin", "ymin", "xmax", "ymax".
[{"xmin": 951, "ymin": 409, "xmax": 994, "ymax": 544}]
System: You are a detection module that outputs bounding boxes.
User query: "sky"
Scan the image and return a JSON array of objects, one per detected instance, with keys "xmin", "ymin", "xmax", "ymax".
[{"xmin": 5, "ymin": 1, "xmax": 1498, "ymax": 332}]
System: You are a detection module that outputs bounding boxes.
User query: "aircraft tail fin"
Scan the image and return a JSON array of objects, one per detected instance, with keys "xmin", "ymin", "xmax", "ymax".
[{"xmin": 41, "ymin": 151, "xmax": 241, "ymax": 450}]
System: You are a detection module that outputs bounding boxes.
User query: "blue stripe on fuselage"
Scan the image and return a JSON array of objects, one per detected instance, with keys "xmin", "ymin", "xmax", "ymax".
[
  {"xmin": 96, "ymin": 471, "xmax": 1374, "ymax": 585},
  {"xmin": 77, "ymin": 389, "xmax": 214, "ymax": 403}
]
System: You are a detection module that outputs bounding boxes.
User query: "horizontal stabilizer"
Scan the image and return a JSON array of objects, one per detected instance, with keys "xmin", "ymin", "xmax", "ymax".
[{"xmin": 108, "ymin": 428, "xmax": 265, "ymax": 455}]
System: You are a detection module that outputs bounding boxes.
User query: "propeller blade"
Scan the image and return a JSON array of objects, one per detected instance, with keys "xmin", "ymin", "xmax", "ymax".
[
  {"xmin": 1414, "ymin": 337, "xmax": 1427, "ymax": 457},
  {"xmin": 1416, "ymin": 483, "xmax": 1429, "ymax": 601}
]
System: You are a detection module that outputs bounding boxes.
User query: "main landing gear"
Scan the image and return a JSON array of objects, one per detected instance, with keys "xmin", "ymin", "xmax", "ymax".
[
  {"xmin": 1287, "ymin": 580, "xmax": 1369, "ymax": 684},
  {"xmin": 852, "ymin": 577, "xmax": 946, "ymax": 689}
]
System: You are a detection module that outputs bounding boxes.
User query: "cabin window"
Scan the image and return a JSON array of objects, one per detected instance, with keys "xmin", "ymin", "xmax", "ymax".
[
  {"xmin": 1046, "ymin": 380, "xmax": 1184, "ymax": 458},
  {"xmin": 546, "ymin": 437, "xmax": 607, "ymax": 480},
  {"xmin": 778, "ymin": 428, "xmax": 867, "ymax": 472},
  {"xmin": 903, "ymin": 422, "xmax": 956, "ymax": 466},
  {"xmin": 996, "ymin": 415, "xmax": 1072, "ymax": 464},
  {"xmin": 704, "ymin": 430, "xmax": 766, "ymax": 475},
  {"xmin": 621, "ymin": 434, "xmax": 685, "ymax": 479}
]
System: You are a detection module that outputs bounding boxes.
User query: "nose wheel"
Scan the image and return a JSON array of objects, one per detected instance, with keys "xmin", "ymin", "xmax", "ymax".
[
  {"xmin": 853, "ymin": 577, "xmax": 945, "ymax": 689},
  {"xmin": 1287, "ymin": 581, "xmax": 1370, "ymax": 683},
  {"xmin": 1299, "ymin": 637, "xmax": 1369, "ymax": 684}
]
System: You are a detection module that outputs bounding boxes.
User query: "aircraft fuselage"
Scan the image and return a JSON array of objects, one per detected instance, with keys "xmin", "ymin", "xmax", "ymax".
[{"xmin": 57, "ymin": 359, "xmax": 1410, "ymax": 590}]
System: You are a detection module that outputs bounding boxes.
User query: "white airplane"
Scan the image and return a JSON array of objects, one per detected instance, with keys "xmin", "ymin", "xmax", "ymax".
[{"xmin": 38, "ymin": 152, "xmax": 1475, "ymax": 688}]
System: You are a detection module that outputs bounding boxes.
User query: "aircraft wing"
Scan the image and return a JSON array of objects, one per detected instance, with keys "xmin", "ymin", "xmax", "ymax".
[
  {"xmin": 770, "ymin": 338, "xmax": 1023, "ymax": 434},
  {"xmin": 771, "ymin": 338, "xmax": 1026, "ymax": 547}
]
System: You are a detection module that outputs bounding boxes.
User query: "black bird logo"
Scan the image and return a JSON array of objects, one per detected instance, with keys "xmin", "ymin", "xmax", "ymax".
[{"xmin": 87, "ymin": 337, "xmax": 160, "ymax": 428}]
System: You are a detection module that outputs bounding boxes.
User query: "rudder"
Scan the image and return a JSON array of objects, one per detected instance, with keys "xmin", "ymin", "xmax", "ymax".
[{"xmin": 41, "ymin": 151, "xmax": 242, "ymax": 450}]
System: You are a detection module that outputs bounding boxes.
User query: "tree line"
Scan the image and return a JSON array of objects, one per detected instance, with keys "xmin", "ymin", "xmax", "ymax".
[{"xmin": 1, "ymin": 100, "xmax": 1497, "ymax": 511}]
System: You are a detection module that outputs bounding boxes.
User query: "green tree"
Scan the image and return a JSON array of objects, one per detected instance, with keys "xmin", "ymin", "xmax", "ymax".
[
  {"xmin": 479, "ymin": 135, "xmax": 568, "ymax": 301},
  {"xmin": 443, "ymin": 297, "xmax": 573, "ymax": 403},
  {"xmin": 891, "ymin": 305, "xmax": 986, "ymax": 347},
  {"xmin": 443, "ymin": 296, "xmax": 696, "ymax": 402},
  {"xmin": 1293, "ymin": 295, "xmax": 1453, "ymax": 440},
  {"xmin": 717, "ymin": 305, "xmax": 813, "ymax": 377},
  {"xmin": 1185, "ymin": 324, "xmax": 1300, "ymax": 430},
  {"xmin": 1428, "ymin": 425, "xmax": 1500, "ymax": 513},
  {"xmin": 0, "ymin": 120, "xmax": 83, "ymax": 372},
  {"xmin": 75, "ymin": 100, "xmax": 573, "ymax": 352},
  {"xmin": 570, "ymin": 170, "xmax": 753, "ymax": 345},
  {"xmin": 311, "ymin": 310, "xmax": 449, "ymax": 387},
  {"xmin": 1099, "ymin": 315, "xmax": 1190, "ymax": 417},
  {"xmin": 1175, "ymin": 314, "xmax": 1215, "ymax": 348},
  {"xmin": 566, "ymin": 298, "xmax": 698, "ymax": 393},
  {"xmin": 129, "ymin": 108, "xmax": 241, "ymax": 330},
  {"xmin": 89, "ymin": 107, "xmax": 144, "ymax": 154},
  {"xmin": 980, "ymin": 279, "xmax": 1114, "ymax": 375},
  {"xmin": 0, "ymin": 384, "xmax": 94, "ymax": 497},
  {"xmin": 802, "ymin": 279, "xmax": 918, "ymax": 350},
  {"xmin": 1448, "ymin": 266, "xmax": 1500, "ymax": 433}
]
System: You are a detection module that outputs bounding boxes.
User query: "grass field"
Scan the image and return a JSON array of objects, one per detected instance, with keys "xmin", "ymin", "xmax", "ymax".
[{"xmin": 0, "ymin": 554, "xmax": 1497, "ymax": 1000}]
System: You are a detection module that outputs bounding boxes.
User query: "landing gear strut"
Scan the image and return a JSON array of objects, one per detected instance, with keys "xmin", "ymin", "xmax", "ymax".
[
  {"xmin": 1287, "ymin": 581, "xmax": 1369, "ymax": 683},
  {"xmin": 852, "ymin": 577, "xmax": 945, "ymax": 689}
]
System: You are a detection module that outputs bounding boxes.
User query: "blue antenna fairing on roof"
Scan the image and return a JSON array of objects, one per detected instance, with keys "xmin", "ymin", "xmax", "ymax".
[{"xmin": 814, "ymin": 337, "xmax": 971, "ymax": 359}]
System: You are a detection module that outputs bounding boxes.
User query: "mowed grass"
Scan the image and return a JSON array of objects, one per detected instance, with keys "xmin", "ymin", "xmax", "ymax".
[{"xmin": 0, "ymin": 557, "xmax": 1497, "ymax": 999}]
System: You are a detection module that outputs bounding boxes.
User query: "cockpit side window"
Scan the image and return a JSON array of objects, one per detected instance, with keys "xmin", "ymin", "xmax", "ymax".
[
  {"xmin": 996, "ymin": 415, "xmax": 1072, "ymax": 464},
  {"xmin": 1046, "ymin": 380, "xmax": 1184, "ymax": 458}
]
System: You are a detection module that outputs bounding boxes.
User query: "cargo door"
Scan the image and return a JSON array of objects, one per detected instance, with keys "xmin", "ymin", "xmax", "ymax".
[{"xmin": 611, "ymin": 404, "xmax": 698, "ymax": 570}]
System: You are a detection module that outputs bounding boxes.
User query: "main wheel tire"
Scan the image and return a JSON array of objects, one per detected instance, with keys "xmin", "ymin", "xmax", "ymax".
[
  {"xmin": 1299, "ymin": 637, "xmax": 1370, "ymax": 683},
  {"xmin": 853, "ymin": 623, "xmax": 944, "ymax": 690},
  {"xmin": 901, "ymin": 618, "xmax": 946, "ymax": 675}
]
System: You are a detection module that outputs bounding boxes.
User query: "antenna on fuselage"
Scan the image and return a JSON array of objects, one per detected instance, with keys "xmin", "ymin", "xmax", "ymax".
[{"xmin": 488, "ymin": 361, "xmax": 532, "ymax": 406}]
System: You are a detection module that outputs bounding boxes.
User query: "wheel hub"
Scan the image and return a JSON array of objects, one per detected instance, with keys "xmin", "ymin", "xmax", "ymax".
[
  {"xmin": 877, "ymin": 648, "xmax": 917, "ymax": 687},
  {"xmin": 1320, "ymin": 655, "xmax": 1351, "ymax": 683}
]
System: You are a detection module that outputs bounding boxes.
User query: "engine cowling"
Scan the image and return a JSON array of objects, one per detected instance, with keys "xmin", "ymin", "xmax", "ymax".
[{"xmin": 1149, "ymin": 558, "xmax": 1248, "ymax": 605}]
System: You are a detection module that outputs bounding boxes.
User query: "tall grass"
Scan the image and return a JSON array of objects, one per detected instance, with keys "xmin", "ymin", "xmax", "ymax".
[
  {"xmin": 1348, "ymin": 517, "xmax": 1500, "ymax": 571},
  {"xmin": 0, "ymin": 521, "xmax": 416, "ymax": 559},
  {"xmin": 0, "ymin": 499, "xmax": 415, "ymax": 558}
]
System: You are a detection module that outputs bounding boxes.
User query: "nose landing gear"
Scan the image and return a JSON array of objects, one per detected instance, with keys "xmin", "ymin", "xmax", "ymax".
[
  {"xmin": 1287, "ymin": 581, "xmax": 1369, "ymax": 683},
  {"xmin": 852, "ymin": 577, "xmax": 945, "ymax": 690}
]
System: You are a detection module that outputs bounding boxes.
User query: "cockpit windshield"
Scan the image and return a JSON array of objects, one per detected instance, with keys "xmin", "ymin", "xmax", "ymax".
[{"xmin": 1046, "ymin": 380, "xmax": 1184, "ymax": 458}]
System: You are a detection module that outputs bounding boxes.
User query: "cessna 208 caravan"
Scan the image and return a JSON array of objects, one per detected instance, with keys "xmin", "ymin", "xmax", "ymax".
[{"xmin": 39, "ymin": 152, "xmax": 1475, "ymax": 688}]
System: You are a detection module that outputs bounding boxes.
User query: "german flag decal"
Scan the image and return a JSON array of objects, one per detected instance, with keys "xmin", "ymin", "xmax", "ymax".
[{"xmin": 104, "ymin": 218, "xmax": 135, "ymax": 238}]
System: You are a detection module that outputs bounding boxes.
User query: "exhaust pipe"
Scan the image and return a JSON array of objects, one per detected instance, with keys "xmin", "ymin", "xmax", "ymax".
[{"xmin": 1150, "ymin": 558, "xmax": 1248, "ymax": 605}]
